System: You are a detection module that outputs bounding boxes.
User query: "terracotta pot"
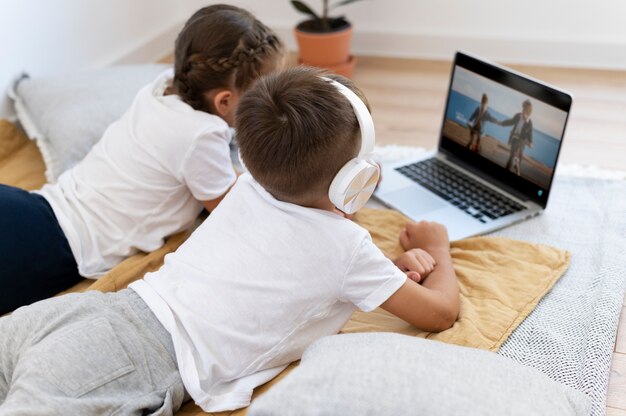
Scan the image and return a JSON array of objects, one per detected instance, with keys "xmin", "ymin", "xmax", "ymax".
[{"xmin": 294, "ymin": 22, "xmax": 353, "ymax": 68}]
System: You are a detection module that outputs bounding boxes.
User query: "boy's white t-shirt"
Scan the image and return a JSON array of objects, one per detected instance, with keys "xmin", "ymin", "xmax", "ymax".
[
  {"xmin": 37, "ymin": 69, "xmax": 236, "ymax": 277},
  {"xmin": 130, "ymin": 173, "xmax": 407, "ymax": 412}
]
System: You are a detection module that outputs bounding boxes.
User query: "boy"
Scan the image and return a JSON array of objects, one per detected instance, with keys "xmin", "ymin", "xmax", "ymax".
[
  {"xmin": 502, "ymin": 99, "xmax": 534, "ymax": 175},
  {"xmin": 0, "ymin": 67, "xmax": 459, "ymax": 414}
]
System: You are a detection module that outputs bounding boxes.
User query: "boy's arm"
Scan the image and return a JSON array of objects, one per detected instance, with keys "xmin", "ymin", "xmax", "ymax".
[
  {"xmin": 380, "ymin": 222, "xmax": 460, "ymax": 332},
  {"xmin": 499, "ymin": 113, "xmax": 519, "ymax": 127}
]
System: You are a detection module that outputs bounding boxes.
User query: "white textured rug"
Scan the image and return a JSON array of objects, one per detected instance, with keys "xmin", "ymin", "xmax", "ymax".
[
  {"xmin": 373, "ymin": 145, "xmax": 626, "ymax": 415},
  {"xmin": 495, "ymin": 176, "xmax": 626, "ymax": 416}
]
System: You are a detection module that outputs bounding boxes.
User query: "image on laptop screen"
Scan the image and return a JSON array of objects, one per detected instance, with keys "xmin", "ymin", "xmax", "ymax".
[{"xmin": 439, "ymin": 53, "xmax": 572, "ymax": 206}]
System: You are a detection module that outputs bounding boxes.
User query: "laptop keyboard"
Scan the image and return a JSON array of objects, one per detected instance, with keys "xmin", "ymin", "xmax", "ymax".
[{"xmin": 395, "ymin": 159, "xmax": 525, "ymax": 223}]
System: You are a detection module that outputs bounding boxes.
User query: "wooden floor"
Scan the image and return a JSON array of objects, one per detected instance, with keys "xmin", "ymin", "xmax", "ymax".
[{"xmin": 163, "ymin": 53, "xmax": 626, "ymax": 413}]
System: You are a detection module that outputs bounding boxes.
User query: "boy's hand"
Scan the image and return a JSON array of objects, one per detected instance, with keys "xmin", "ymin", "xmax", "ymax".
[
  {"xmin": 394, "ymin": 248, "xmax": 436, "ymax": 283},
  {"xmin": 399, "ymin": 221, "xmax": 450, "ymax": 252}
]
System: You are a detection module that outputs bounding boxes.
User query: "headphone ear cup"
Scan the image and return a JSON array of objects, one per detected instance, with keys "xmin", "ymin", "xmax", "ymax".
[{"xmin": 329, "ymin": 160, "xmax": 380, "ymax": 214}]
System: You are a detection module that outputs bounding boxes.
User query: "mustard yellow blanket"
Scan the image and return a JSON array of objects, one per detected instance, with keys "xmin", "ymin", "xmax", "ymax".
[{"xmin": 0, "ymin": 120, "xmax": 569, "ymax": 415}]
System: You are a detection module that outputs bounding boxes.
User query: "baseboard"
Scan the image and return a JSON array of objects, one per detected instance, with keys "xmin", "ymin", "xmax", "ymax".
[
  {"xmin": 112, "ymin": 22, "xmax": 182, "ymax": 65},
  {"xmin": 107, "ymin": 21, "xmax": 626, "ymax": 70},
  {"xmin": 0, "ymin": 97, "xmax": 16, "ymax": 122},
  {"xmin": 274, "ymin": 26, "xmax": 626, "ymax": 70}
]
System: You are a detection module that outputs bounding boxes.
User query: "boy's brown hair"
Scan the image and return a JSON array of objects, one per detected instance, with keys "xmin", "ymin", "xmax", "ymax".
[
  {"xmin": 236, "ymin": 66, "xmax": 370, "ymax": 205},
  {"xmin": 171, "ymin": 4, "xmax": 284, "ymax": 112}
]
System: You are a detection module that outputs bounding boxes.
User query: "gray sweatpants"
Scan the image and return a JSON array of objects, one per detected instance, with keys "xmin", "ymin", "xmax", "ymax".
[{"xmin": 0, "ymin": 289, "xmax": 186, "ymax": 415}]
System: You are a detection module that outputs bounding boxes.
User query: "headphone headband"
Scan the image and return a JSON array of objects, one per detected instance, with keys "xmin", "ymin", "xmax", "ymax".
[
  {"xmin": 324, "ymin": 76, "xmax": 379, "ymax": 215},
  {"xmin": 320, "ymin": 77, "xmax": 375, "ymax": 159}
]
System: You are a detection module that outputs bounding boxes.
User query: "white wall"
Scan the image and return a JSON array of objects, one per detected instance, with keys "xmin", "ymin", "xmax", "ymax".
[
  {"xmin": 2, "ymin": 0, "xmax": 625, "ymax": 119},
  {"xmin": 0, "ymin": 0, "xmax": 185, "ymax": 118},
  {"xmin": 184, "ymin": 0, "xmax": 626, "ymax": 69}
]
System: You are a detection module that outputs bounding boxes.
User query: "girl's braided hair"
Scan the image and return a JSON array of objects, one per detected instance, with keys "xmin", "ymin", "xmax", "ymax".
[{"xmin": 171, "ymin": 4, "xmax": 283, "ymax": 112}]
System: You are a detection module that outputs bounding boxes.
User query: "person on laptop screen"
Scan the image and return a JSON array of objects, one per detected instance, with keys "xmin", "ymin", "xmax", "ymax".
[
  {"xmin": 500, "ymin": 99, "xmax": 534, "ymax": 175},
  {"xmin": 466, "ymin": 93, "xmax": 499, "ymax": 153}
]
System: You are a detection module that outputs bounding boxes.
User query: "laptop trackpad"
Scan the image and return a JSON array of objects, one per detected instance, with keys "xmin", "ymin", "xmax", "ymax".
[{"xmin": 383, "ymin": 187, "xmax": 448, "ymax": 217}]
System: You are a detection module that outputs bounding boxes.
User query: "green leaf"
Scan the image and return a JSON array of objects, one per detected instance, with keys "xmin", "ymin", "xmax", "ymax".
[
  {"xmin": 330, "ymin": 0, "xmax": 366, "ymax": 10},
  {"xmin": 291, "ymin": 0, "xmax": 320, "ymax": 20}
]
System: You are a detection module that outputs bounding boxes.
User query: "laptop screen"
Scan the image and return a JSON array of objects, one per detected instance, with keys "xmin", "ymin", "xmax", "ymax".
[{"xmin": 439, "ymin": 52, "xmax": 572, "ymax": 208}]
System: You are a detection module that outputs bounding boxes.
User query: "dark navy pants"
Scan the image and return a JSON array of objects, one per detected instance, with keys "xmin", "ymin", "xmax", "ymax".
[{"xmin": 0, "ymin": 184, "xmax": 82, "ymax": 314}]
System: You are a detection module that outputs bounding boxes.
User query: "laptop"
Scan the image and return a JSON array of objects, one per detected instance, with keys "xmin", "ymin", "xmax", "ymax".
[{"xmin": 374, "ymin": 51, "xmax": 573, "ymax": 241}]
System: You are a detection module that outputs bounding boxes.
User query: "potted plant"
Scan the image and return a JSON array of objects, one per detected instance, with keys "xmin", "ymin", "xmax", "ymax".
[{"xmin": 291, "ymin": 0, "xmax": 364, "ymax": 78}]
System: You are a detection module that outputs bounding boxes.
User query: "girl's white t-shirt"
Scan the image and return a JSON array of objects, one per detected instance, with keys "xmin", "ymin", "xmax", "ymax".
[
  {"xmin": 130, "ymin": 173, "xmax": 407, "ymax": 412},
  {"xmin": 37, "ymin": 69, "xmax": 236, "ymax": 277}
]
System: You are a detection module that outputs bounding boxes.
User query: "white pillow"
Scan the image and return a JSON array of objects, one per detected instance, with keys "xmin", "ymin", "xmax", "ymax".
[
  {"xmin": 248, "ymin": 333, "xmax": 591, "ymax": 416},
  {"xmin": 11, "ymin": 64, "xmax": 169, "ymax": 182}
]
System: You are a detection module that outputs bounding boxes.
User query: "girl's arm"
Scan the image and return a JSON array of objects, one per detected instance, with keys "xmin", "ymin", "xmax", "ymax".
[
  {"xmin": 200, "ymin": 171, "xmax": 243, "ymax": 212},
  {"xmin": 201, "ymin": 194, "xmax": 227, "ymax": 213}
]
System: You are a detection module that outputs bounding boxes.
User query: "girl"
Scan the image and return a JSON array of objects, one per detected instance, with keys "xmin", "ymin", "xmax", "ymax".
[{"xmin": 0, "ymin": 4, "xmax": 284, "ymax": 314}]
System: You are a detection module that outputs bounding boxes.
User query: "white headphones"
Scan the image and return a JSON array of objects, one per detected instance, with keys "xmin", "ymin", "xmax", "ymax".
[{"xmin": 324, "ymin": 78, "xmax": 380, "ymax": 214}]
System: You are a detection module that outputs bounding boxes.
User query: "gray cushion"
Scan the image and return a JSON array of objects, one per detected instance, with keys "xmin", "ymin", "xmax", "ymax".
[
  {"xmin": 11, "ymin": 64, "xmax": 169, "ymax": 182},
  {"xmin": 248, "ymin": 333, "xmax": 591, "ymax": 416}
]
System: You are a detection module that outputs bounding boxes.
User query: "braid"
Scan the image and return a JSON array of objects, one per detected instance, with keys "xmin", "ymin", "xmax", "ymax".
[
  {"xmin": 173, "ymin": 60, "xmax": 204, "ymax": 111},
  {"xmin": 171, "ymin": 5, "xmax": 284, "ymax": 112},
  {"xmin": 189, "ymin": 53, "xmax": 237, "ymax": 73},
  {"xmin": 231, "ymin": 34, "xmax": 282, "ymax": 90},
  {"xmin": 232, "ymin": 40, "xmax": 270, "ymax": 65}
]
